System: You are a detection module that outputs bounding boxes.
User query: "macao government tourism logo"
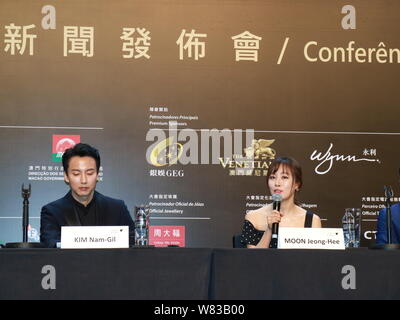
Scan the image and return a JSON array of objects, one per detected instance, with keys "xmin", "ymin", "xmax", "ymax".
[
  {"xmin": 219, "ymin": 139, "xmax": 276, "ymax": 176},
  {"xmin": 148, "ymin": 137, "xmax": 184, "ymax": 166},
  {"xmin": 52, "ymin": 135, "xmax": 80, "ymax": 162}
]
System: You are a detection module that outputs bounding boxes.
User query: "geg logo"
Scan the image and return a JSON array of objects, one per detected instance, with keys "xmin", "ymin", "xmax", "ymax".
[{"xmin": 364, "ymin": 230, "xmax": 377, "ymax": 240}]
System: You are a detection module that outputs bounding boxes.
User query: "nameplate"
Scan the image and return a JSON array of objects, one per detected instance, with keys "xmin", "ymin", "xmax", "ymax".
[
  {"xmin": 61, "ymin": 226, "xmax": 129, "ymax": 249},
  {"xmin": 278, "ymin": 228, "xmax": 345, "ymax": 250}
]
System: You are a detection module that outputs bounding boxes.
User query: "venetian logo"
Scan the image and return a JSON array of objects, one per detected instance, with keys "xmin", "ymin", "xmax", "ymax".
[
  {"xmin": 219, "ymin": 138, "xmax": 276, "ymax": 176},
  {"xmin": 244, "ymin": 139, "xmax": 276, "ymax": 160}
]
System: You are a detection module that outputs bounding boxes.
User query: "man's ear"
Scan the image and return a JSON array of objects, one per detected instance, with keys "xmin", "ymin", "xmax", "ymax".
[{"xmin": 64, "ymin": 172, "xmax": 70, "ymax": 185}]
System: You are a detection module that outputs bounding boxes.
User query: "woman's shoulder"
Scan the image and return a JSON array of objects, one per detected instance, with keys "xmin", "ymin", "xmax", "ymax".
[
  {"xmin": 245, "ymin": 205, "xmax": 272, "ymax": 231},
  {"xmin": 298, "ymin": 206, "xmax": 320, "ymax": 217},
  {"xmin": 245, "ymin": 204, "xmax": 271, "ymax": 220},
  {"xmin": 294, "ymin": 207, "xmax": 322, "ymax": 227},
  {"xmin": 304, "ymin": 209, "xmax": 320, "ymax": 219},
  {"xmin": 303, "ymin": 209, "xmax": 322, "ymax": 227},
  {"xmin": 311, "ymin": 212, "xmax": 322, "ymax": 224}
]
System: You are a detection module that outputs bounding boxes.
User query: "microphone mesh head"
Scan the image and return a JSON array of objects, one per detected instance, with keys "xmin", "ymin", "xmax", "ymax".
[{"xmin": 272, "ymin": 194, "xmax": 282, "ymax": 202}]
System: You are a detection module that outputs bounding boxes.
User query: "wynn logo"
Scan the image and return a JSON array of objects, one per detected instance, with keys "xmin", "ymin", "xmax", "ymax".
[{"xmin": 310, "ymin": 143, "xmax": 379, "ymax": 175}]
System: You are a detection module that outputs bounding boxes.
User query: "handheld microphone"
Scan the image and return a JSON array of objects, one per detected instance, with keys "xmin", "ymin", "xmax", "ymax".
[{"xmin": 269, "ymin": 193, "xmax": 282, "ymax": 249}]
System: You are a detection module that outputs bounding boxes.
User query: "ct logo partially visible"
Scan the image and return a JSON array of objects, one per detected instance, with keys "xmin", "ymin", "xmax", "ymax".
[{"xmin": 364, "ymin": 231, "xmax": 377, "ymax": 240}]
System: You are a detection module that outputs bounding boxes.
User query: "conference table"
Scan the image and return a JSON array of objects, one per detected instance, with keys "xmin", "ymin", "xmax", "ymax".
[{"xmin": 0, "ymin": 247, "xmax": 399, "ymax": 299}]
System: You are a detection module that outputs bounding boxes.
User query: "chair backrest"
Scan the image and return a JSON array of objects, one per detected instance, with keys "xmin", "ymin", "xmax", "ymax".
[{"xmin": 232, "ymin": 234, "xmax": 245, "ymax": 248}]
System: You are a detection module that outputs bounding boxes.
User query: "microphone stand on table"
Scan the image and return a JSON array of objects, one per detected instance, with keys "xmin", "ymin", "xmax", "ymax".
[{"xmin": 3, "ymin": 184, "xmax": 44, "ymax": 249}]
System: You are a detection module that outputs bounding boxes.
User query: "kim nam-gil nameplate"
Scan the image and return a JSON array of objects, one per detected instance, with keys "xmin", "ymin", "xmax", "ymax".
[
  {"xmin": 61, "ymin": 226, "xmax": 129, "ymax": 249},
  {"xmin": 278, "ymin": 227, "xmax": 345, "ymax": 250}
]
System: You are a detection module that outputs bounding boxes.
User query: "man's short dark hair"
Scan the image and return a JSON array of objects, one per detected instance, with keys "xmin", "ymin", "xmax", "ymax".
[{"xmin": 62, "ymin": 143, "xmax": 101, "ymax": 173}]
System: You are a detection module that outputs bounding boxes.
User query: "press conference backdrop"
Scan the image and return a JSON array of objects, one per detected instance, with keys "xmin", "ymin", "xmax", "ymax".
[{"xmin": 1, "ymin": 0, "xmax": 399, "ymax": 247}]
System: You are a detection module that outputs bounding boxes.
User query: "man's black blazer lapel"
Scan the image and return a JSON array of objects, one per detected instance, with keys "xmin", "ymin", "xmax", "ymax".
[
  {"xmin": 63, "ymin": 192, "xmax": 82, "ymax": 226},
  {"xmin": 94, "ymin": 191, "xmax": 106, "ymax": 225}
]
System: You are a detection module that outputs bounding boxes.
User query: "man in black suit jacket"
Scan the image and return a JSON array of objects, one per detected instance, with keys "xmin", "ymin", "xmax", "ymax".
[{"xmin": 40, "ymin": 143, "xmax": 135, "ymax": 248}]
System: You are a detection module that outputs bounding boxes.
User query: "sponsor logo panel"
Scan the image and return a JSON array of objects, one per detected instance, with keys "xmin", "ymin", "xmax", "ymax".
[
  {"xmin": 149, "ymin": 225, "xmax": 185, "ymax": 247},
  {"xmin": 52, "ymin": 135, "xmax": 80, "ymax": 162}
]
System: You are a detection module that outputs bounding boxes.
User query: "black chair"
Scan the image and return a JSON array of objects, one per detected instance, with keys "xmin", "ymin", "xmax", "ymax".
[{"xmin": 232, "ymin": 234, "xmax": 245, "ymax": 248}]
